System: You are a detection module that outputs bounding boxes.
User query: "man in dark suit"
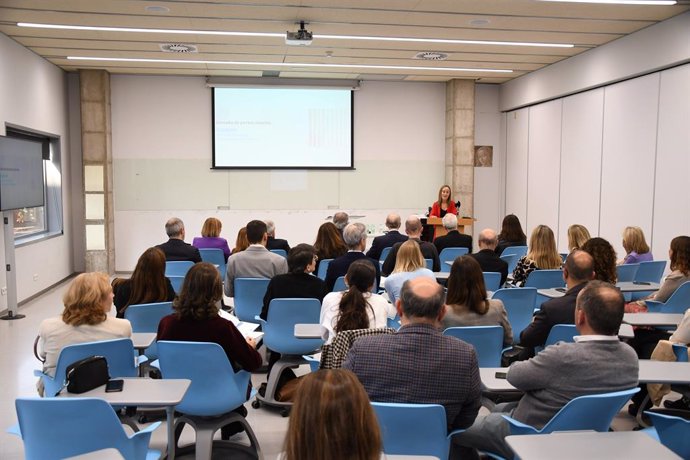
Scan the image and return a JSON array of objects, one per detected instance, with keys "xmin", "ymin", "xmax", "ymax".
[
  {"xmin": 344, "ymin": 276, "xmax": 481, "ymax": 437},
  {"xmin": 470, "ymin": 228, "xmax": 509, "ymax": 286},
  {"xmin": 325, "ymin": 222, "xmax": 380, "ymax": 291},
  {"xmin": 264, "ymin": 219, "xmax": 290, "ymax": 253},
  {"xmin": 365, "ymin": 213, "xmax": 408, "ymax": 261},
  {"xmin": 382, "ymin": 215, "xmax": 440, "ymax": 275},
  {"xmin": 156, "ymin": 217, "xmax": 202, "ymax": 263},
  {"xmin": 519, "ymin": 250, "xmax": 594, "ymax": 351},
  {"xmin": 433, "ymin": 213, "xmax": 473, "ymax": 254}
]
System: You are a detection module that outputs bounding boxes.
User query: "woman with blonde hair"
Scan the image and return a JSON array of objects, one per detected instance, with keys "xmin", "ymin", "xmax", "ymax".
[
  {"xmin": 567, "ymin": 224, "xmax": 591, "ymax": 252},
  {"xmin": 384, "ymin": 240, "xmax": 435, "ymax": 305},
  {"xmin": 192, "ymin": 217, "xmax": 231, "ymax": 261},
  {"xmin": 512, "ymin": 225, "xmax": 562, "ymax": 287},
  {"xmin": 231, "ymin": 227, "xmax": 249, "ymax": 255},
  {"xmin": 620, "ymin": 226, "xmax": 653, "ymax": 264},
  {"xmin": 37, "ymin": 272, "xmax": 132, "ymax": 394},
  {"xmin": 283, "ymin": 369, "xmax": 381, "ymax": 460}
]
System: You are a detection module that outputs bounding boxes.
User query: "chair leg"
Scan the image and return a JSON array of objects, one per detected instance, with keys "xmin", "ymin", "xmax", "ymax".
[{"xmin": 193, "ymin": 426, "xmax": 215, "ymax": 460}]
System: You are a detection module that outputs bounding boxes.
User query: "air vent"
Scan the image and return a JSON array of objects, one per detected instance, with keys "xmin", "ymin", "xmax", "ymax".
[
  {"xmin": 414, "ymin": 52, "xmax": 448, "ymax": 61},
  {"xmin": 159, "ymin": 43, "xmax": 198, "ymax": 53}
]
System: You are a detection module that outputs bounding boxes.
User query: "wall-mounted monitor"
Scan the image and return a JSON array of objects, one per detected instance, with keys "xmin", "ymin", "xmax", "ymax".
[{"xmin": 0, "ymin": 135, "xmax": 45, "ymax": 211}]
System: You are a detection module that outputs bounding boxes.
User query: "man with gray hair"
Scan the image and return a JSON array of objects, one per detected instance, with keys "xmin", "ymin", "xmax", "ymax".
[
  {"xmin": 156, "ymin": 217, "xmax": 201, "ymax": 262},
  {"xmin": 382, "ymin": 215, "xmax": 440, "ymax": 275},
  {"xmin": 366, "ymin": 213, "xmax": 408, "ymax": 261},
  {"xmin": 264, "ymin": 219, "xmax": 290, "ymax": 253},
  {"xmin": 433, "ymin": 213, "xmax": 473, "ymax": 254},
  {"xmin": 344, "ymin": 277, "xmax": 481, "ymax": 437},
  {"xmin": 332, "ymin": 211, "xmax": 349, "ymax": 237},
  {"xmin": 324, "ymin": 222, "xmax": 380, "ymax": 291},
  {"xmin": 470, "ymin": 228, "xmax": 508, "ymax": 286}
]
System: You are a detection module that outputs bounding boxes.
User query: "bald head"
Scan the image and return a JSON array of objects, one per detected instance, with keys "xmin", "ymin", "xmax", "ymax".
[
  {"xmin": 399, "ymin": 277, "xmax": 445, "ymax": 320},
  {"xmin": 478, "ymin": 228, "xmax": 498, "ymax": 250},
  {"xmin": 385, "ymin": 213, "xmax": 401, "ymax": 230},
  {"xmin": 576, "ymin": 280, "xmax": 625, "ymax": 335},
  {"xmin": 565, "ymin": 250, "xmax": 595, "ymax": 284},
  {"xmin": 404, "ymin": 215, "xmax": 423, "ymax": 237}
]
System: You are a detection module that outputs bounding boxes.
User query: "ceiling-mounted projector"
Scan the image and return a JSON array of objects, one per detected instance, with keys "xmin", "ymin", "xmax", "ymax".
[{"xmin": 286, "ymin": 21, "xmax": 313, "ymax": 46}]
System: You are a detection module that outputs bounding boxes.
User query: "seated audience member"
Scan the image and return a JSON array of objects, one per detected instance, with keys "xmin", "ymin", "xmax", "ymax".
[
  {"xmin": 382, "ymin": 215, "xmax": 440, "ymax": 276},
  {"xmin": 496, "ymin": 214, "xmax": 527, "ymax": 256},
  {"xmin": 433, "ymin": 213, "xmax": 472, "ymax": 254},
  {"xmin": 156, "ymin": 217, "xmax": 202, "ymax": 263},
  {"xmin": 313, "ymin": 222, "xmax": 348, "ymax": 274},
  {"xmin": 365, "ymin": 213, "xmax": 408, "ymax": 261},
  {"xmin": 332, "ymin": 211, "xmax": 349, "ymax": 238},
  {"xmin": 321, "ymin": 260, "xmax": 395, "ymax": 344},
  {"xmin": 37, "ymin": 272, "xmax": 132, "ymax": 395},
  {"xmin": 519, "ymin": 250, "xmax": 594, "ymax": 351},
  {"xmin": 567, "ymin": 224, "xmax": 591, "ymax": 252},
  {"xmin": 265, "ymin": 219, "xmax": 290, "ymax": 253},
  {"xmin": 283, "ymin": 369, "xmax": 381, "ymax": 460},
  {"xmin": 658, "ymin": 306, "xmax": 690, "ymax": 410},
  {"xmin": 344, "ymin": 277, "xmax": 481, "ymax": 437},
  {"xmin": 384, "ymin": 240, "xmax": 435, "ymax": 305},
  {"xmin": 620, "ymin": 226, "xmax": 653, "ymax": 264},
  {"xmin": 324, "ymin": 223, "xmax": 381, "ymax": 292},
  {"xmin": 455, "ymin": 280, "xmax": 639, "ymax": 459},
  {"xmin": 231, "ymin": 227, "xmax": 249, "ymax": 255},
  {"xmin": 470, "ymin": 228, "xmax": 509, "ymax": 286},
  {"xmin": 192, "ymin": 217, "xmax": 231, "ymax": 261},
  {"xmin": 157, "ymin": 262, "xmax": 261, "ymax": 439},
  {"xmin": 443, "ymin": 256, "xmax": 513, "ymax": 347},
  {"xmin": 582, "ymin": 237, "xmax": 617, "ymax": 284},
  {"xmin": 112, "ymin": 247, "xmax": 176, "ymax": 318},
  {"xmin": 512, "ymin": 224, "xmax": 562, "ymax": 287},
  {"xmin": 224, "ymin": 220, "xmax": 288, "ymax": 297}
]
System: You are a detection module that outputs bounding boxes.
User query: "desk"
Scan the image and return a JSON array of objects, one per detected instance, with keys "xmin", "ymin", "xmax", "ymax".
[
  {"xmin": 623, "ymin": 313, "xmax": 683, "ymax": 327},
  {"xmin": 479, "ymin": 367, "xmax": 520, "ymax": 392},
  {"xmin": 295, "ymin": 323, "xmax": 322, "ymax": 339},
  {"xmin": 639, "ymin": 359, "xmax": 690, "ymax": 384},
  {"xmin": 433, "ymin": 271, "xmax": 449, "ymax": 281},
  {"xmin": 61, "ymin": 377, "xmax": 190, "ymax": 460},
  {"xmin": 506, "ymin": 431, "xmax": 680, "ymax": 460},
  {"xmin": 538, "ymin": 282, "xmax": 661, "ymax": 300},
  {"xmin": 131, "ymin": 332, "xmax": 156, "ymax": 353}
]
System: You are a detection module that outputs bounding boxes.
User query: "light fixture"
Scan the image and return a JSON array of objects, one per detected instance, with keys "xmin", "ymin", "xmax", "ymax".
[
  {"xmin": 538, "ymin": 0, "xmax": 676, "ymax": 4},
  {"xmin": 66, "ymin": 56, "xmax": 513, "ymax": 73},
  {"xmin": 18, "ymin": 22, "xmax": 573, "ymax": 48}
]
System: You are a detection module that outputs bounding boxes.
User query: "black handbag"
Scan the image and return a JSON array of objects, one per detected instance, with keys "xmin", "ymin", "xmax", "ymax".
[{"xmin": 64, "ymin": 355, "xmax": 110, "ymax": 395}]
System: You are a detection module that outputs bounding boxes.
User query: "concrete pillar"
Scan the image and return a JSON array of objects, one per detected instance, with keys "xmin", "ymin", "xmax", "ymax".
[
  {"xmin": 445, "ymin": 79, "xmax": 475, "ymax": 234},
  {"xmin": 79, "ymin": 70, "xmax": 114, "ymax": 273}
]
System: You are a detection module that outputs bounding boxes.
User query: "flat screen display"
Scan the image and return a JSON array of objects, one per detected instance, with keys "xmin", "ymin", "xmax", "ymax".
[{"xmin": 0, "ymin": 135, "xmax": 45, "ymax": 211}]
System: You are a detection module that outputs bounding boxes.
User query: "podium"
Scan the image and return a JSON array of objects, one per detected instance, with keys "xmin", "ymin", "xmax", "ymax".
[{"xmin": 426, "ymin": 216, "xmax": 475, "ymax": 240}]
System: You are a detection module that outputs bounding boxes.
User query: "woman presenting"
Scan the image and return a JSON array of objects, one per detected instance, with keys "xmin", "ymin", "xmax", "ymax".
[{"xmin": 430, "ymin": 184, "xmax": 457, "ymax": 218}]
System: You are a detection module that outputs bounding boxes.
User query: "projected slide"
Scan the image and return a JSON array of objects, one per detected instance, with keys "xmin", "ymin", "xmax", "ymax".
[
  {"xmin": 0, "ymin": 136, "xmax": 44, "ymax": 211},
  {"xmin": 213, "ymin": 88, "xmax": 353, "ymax": 169}
]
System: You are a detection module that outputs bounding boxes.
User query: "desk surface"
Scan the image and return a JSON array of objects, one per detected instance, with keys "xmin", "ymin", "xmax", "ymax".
[
  {"xmin": 479, "ymin": 367, "xmax": 521, "ymax": 392},
  {"xmin": 131, "ymin": 332, "xmax": 156, "ymax": 350},
  {"xmin": 539, "ymin": 281, "xmax": 661, "ymax": 300},
  {"xmin": 623, "ymin": 313, "xmax": 683, "ymax": 327},
  {"xmin": 639, "ymin": 360, "xmax": 690, "ymax": 384},
  {"xmin": 295, "ymin": 323, "xmax": 322, "ymax": 339},
  {"xmin": 60, "ymin": 377, "xmax": 190, "ymax": 406},
  {"xmin": 506, "ymin": 431, "xmax": 680, "ymax": 460}
]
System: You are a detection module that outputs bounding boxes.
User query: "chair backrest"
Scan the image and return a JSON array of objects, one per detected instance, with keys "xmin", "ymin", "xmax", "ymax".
[
  {"xmin": 233, "ymin": 277, "xmax": 270, "ymax": 321},
  {"xmin": 379, "ymin": 247, "xmax": 392, "ymax": 264},
  {"xmin": 635, "ymin": 260, "xmax": 667, "ymax": 283},
  {"xmin": 165, "ymin": 260, "xmax": 194, "ymax": 277},
  {"xmin": 492, "ymin": 287, "xmax": 538, "ymax": 341},
  {"xmin": 157, "ymin": 341, "xmax": 249, "ymax": 416},
  {"xmin": 483, "ymin": 272, "xmax": 502, "ymax": 292},
  {"xmin": 316, "ymin": 258, "xmax": 332, "ymax": 280},
  {"xmin": 646, "ymin": 411, "xmax": 690, "ymax": 459},
  {"xmin": 15, "ymin": 397, "xmax": 154, "ymax": 460},
  {"xmin": 501, "ymin": 245, "xmax": 528, "ymax": 260},
  {"xmin": 443, "ymin": 326, "xmax": 503, "ymax": 367},
  {"xmin": 261, "ymin": 298, "xmax": 324, "ymax": 355},
  {"xmin": 544, "ymin": 324, "xmax": 578, "ymax": 347},
  {"xmin": 168, "ymin": 275, "xmax": 185, "ymax": 294},
  {"xmin": 616, "ymin": 263, "xmax": 639, "ymax": 282},
  {"xmin": 43, "ymin": 338, "xmax": 138, "ymax": 397},
  {"xmin": 124, "ymin": 301, "xmax": 174, "ymax": 332},
  {"xmin": 524, "ymin": 269, "xmax": 564, "ymax": 289},
  {"xmin": 198, "ymin": 248, "xmax": 226, "ymax": 275},
  {"xmin": 424, "ymin": 258, "xmax": 433, "ymax": 270},
  {"xmin": 672, "ymin": 343, "xmax": 689, "ymax": 362},
  {"xmin": 372, "ymin": 402, "xmax": 451, "ymax": 460},
  {"xmin": 500, "ymin": 253, "xmax": 518, "ymax": 274},
  {"xmin": 646, "ymin": 281, "xmax": 690, "ymax": 314},
  {"xmin": 439, "ymin": 247, "xmax": 469, "ymax": 273},
  {"xmin": 270, "ymin": 249, "xmax": 287, "ymax": 258},
  {"xmin": 332, "ymin": 276, "xmax": 347, "ymax": 292}
]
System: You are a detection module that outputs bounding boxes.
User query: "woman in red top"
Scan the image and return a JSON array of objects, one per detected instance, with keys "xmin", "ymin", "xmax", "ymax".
[{"xmin": 430, "ymin": 184, "xmax": 457, "ymax": 218}]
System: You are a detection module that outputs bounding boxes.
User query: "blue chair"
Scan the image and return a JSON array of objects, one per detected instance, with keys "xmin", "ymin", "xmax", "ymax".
[
  {"xmin": 157, "ymin": 341, "xmax": 262, "ymax": 460},
  {"xmin": 387, "ymin": 315, "xmax": 401, "ymax": 329},
  {"xmin": 233, "ymin": 278, "xmax": 270, "ymax": 322},
  {"xmin": 165, "ymin": 261, "xmax": 195, "ymax": 277},
  {"xmin": 168, "ymin": 275, "xmax": 185, "ymax": 294},
  {"xmin": 525, "ymin": 269, "xmax": 565, "ymax": 308},
  {"xmin": 316, "ymin": 258, "xmax": 332, "ymax": 280},
  {"xmin": 645, "ymin": 281, "xmax": 690, "ymax": 314},
  {"xmin": 255, "ymin": 298, "xmax": 324, "ymax": 415},
  {"xmin": 439, "ymin": 247, "xmax": 469, "ymax": 273},
  {"xmin": 443, "ymin": 326, "xmax": 504, "ymax": 367},
  {"xmin": 616, "ymin": 263, "xmax": 640, "ymax": 282},
  {"xmin": 492, "ymin": 287, "xmax": 537, "ymax": 342},
  {"xmin": 645, "ymin": 411, "xmax": 690, "ymax": 459},
  {"xmin": 9, "ymin": 398, "xmax": 161, "ymax": 460},
  {"xmin": 502, "ymin": 246, "xmax": 528, "ymax": 274},
  {"xmin": 333, "ymin": 275, "xmax": 377, "ymax": 293},
  {"xmin": 502, "ymin": 388, "xmax": 639, "ymax": 436},
  {"xmin": 199, "ymin": 248, "xmax": 226, "ymax": 277},
  {"xmin": 35, "ymin": 338, "xmax": 142, "ymax": 398},
  {"xmin": 372, "ymin": 402, "xmax": 464, "ymax": 460},
  {"xmin": 544, "ymin": 324, "xmax": 578, "ymax": 347},
  {"xmin": 379, "ymin": 247, "xmax": 392, "ymax": 267},
  {"xmin": 270, "ymin": 249, "xmax": 287, "ymax": 258},
  {"xmin": 500, "ymin": 253, "xmax": 518, "ymax": 275},
  {"xmin": 483, "ymin": 272, "xmax": 502, "ymax": 292},
  {"xmin": 560, "ymin": 253, "xmax": 568, "ymax": 263},
  {"xmin": 124, "ymin": 301, "xmax": 174, "ymax": 359},
  {"xmin": 425, "ymin": 258, "xmax": 433, "ymax": 270},
  {"xmin": 631, "ymin": 260, "xmax": 668, "ymax": 300}
]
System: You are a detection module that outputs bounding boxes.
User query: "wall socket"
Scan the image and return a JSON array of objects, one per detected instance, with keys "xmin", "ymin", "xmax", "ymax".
[
  {"xmin": 1, "ymin": 287, "xmax": 6, "ymax": 296},
  {"xmin": 33, "ymin": 274, "xmax": 39, "ymax": 281}
]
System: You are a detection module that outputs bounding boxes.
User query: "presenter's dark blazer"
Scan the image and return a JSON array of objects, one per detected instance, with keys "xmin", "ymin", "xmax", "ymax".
[
  {"xmin": 470, "ymin": 249, "xmax": 509, "ymax": 286},
  {"xmin": 266, "ymin": 236, "xmax": 291, "ymax": 253},
  {"xmin": 433, "ymin": 230, "xmax": 473, "ymax": 254},
  {"xmin": 325, "ymin": 251, "xmax": 381, "ymax": 292},
  {"xmin": 365, "ymin": 230, "xmax": 408, "ymax": 261},
  {"xmin": 156, "ymin": 238, "xmax": 202, "ymax": 263}
]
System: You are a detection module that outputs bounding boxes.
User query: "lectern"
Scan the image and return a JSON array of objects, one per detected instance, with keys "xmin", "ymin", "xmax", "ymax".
[{"xmin": 426, "ymin": 216, "xmax": 475, "ymax": 239}]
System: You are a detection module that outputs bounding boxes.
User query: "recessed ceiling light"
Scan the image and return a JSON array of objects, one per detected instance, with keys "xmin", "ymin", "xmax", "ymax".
[
  {"xmin": 145, "ymin": 5, "xmax": 170, "ymax": 13},
  {"xmin": 159, "ymin": 43, "xmax": 198, "ymax": 53},
  {"xmin": 469, "ymin": 19, "xmax": 491, "ymax": 26},
  {"xmin": 414, "ymin": 52, "xmax": 448, "ymax": 61}
]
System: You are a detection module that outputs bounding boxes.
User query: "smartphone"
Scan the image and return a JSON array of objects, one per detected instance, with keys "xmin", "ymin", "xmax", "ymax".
[
  {"xmin": 105, "ymin": 379, "xmax": 124, "ymax": 392},
  {"xmin": 633, "ymin": 281, "xmax": 651, "ymax": 285},
  {"xmin": 555, "ymin": 287, "xmax": 566, "ymax": 293},
  {"xmin": 495, "ymin": 372, "xmax": 507, "ymax": 379}
]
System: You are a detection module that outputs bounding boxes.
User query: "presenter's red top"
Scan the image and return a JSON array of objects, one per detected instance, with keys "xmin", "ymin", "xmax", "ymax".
[{"xmin": 430, "ymin": 201, "xmax": 457, "ymax": 218}]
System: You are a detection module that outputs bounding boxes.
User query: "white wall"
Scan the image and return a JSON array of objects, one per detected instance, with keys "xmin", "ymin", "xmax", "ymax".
[
  {"xmin": 0, "ymin": 33, "xmax": 75, "ymax": 306},
  {"xmin": 111, "ymin": 77, "xmax": 446, "ymax": 270}
]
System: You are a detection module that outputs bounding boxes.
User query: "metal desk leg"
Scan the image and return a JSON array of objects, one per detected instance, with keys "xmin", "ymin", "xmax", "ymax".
[{"xmin": 166, "ymin": 406, "xmax": 176, "ymax": 460}]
